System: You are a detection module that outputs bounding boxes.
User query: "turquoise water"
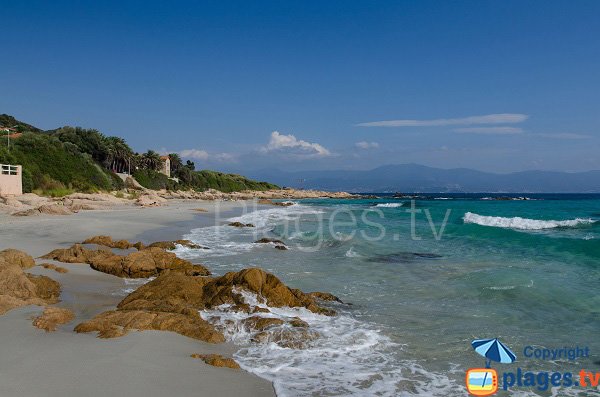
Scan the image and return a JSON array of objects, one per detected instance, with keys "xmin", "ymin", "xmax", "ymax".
[{"xmin": 175, "ymin": 194, "xmax": 600, "ymax": 396}]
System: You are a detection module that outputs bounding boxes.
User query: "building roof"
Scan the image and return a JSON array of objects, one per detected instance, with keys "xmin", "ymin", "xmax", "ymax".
[{"xmin": 160, "ymin": 155, "xmax": 170, "ymax": 161}]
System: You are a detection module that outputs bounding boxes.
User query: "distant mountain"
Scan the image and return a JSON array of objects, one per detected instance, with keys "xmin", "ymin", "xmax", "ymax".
[{"xmin": 246, "ymin": 164, "xmax": 600, "ymax": 193}]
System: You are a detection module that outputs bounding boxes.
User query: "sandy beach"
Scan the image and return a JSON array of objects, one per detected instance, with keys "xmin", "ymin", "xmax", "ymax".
[{"xmin": 0, "ymin": 200, "xmax": 276, "ymax": 397}]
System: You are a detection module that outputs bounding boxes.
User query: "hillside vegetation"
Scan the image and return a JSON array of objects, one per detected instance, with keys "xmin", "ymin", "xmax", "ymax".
[{"xmin": 0, "ymin": 114, "xmax": 278, "ymax": 195}]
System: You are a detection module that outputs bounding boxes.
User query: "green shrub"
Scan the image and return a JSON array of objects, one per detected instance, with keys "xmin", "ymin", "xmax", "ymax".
[{"xmin": 133, "ymin": 169, "xmax": 177, "ymax": 190}]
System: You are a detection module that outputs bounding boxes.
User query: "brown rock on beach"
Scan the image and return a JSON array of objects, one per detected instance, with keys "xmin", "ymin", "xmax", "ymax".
[
  {"xmin": 32, "ymin": 307, "xmax": 75, "ymax": 332},
  {"xmin": 190, "ymin": 354, "xmax": 240, "ymax": 369},
  {"xmin": 0, "ymin": 249, "xmax": 36, "ymax": 269},
  {"xmin": 41, "ymin": 244, "xmax": 211, "ymax": 278},
  {"xmin": 40, "ymin": 263, "xmax": 69, "ymax": 273},
  {"xmin": 74, "ymin": 310, "xmax": 225, "ymax": 343},
  {"xmin": 0, "ymin": 250, "xmax": 61, "ymax": 315}
]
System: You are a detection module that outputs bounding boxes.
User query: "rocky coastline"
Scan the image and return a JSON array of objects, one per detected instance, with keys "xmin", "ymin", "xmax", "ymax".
[{"xmin": 0, "ymin": 188, "xmax": 358, "ymax": 216}]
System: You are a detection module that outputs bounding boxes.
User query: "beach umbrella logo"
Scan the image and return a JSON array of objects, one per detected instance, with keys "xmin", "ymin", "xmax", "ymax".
[{"xmin": 466, "ymin": 338, "xmax": 516, "ymax": 396}]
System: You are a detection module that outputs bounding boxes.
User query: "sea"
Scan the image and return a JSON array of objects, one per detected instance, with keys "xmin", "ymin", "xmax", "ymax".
[{"xmin": 172, "ymin": 193, "xmax": 600, "ymax": 396}]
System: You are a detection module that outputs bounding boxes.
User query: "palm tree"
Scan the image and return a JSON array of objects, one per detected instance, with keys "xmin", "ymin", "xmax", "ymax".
[
  {"xmin": 140, "ymin": 150, "xmax": 162, "ymax": 171},
  {"xmin": 103, "ymin": 136, "xmax": 134, "ymax": 173},
  {"xmin": 168, "ymin": 153, "xmax": 183, "ymax": 174}
]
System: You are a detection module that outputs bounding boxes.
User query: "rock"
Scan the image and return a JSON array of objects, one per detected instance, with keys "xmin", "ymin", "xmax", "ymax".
[
  {"xmin": 254, "ymin": 238, "xmax": 286, "ymax": 245},
  {"xmin": 13, "ymin": 204, "xmax": 75, "ymax": 216},
  {"xmin": 190, "ymin": 354, "xmax": 240, "ymax": 369},
  {"xmin": 40, "ymin": 263, "xmax": 69, "ymax": 273},
  {"xmin": 289, "ymin": 317, "xmax": 309, "ymax": 328},
  {"xmin": 41, "ymin": 244, "xmax": 113, "ymax": 264},
  {"xmin": 83, "ymin": 235, "xmax": 134, "ymax": 249},
  {"xmin": 257, "ymin": 199, "xmax": 295, "ymax": 207},
  {"xmin": 242, "ymin": 316, "xmax": 285, "ymax": 331},
  {"xmin": 0, "ymin": 249, "xmax": 36, "ymax": 269},
  {"xmin": 274, "ymin": 245, "xmax": 288, "ymax": 250},
  {"xmin": 136, "ymin": 193, "xmax": 167, "ymax": 207},
  {"xmin": 252, "ymin": 328, "xmax": 319, "ymax": 349},
  {"xmin": 228, "ymin": 222, "xmax": 255, "ymax": 228},
  {"xmin": 32, "ymin": 307, "xmax": 75, "ymax": 331},
  {"xmin": 75, "ymin": 267, "xmax": 337, "ymax": 345},
  {"xmin": 192, "ymin": 208, "xmax": 208, "ymax": 212},
  {"xmin": 308, "ymin": 291, "xmax": 343, "ymax": 303},
  {"xmin": 201, "ymin": 268, "xmax": 335, "ymax": 315},
  {"xmin": 42, "ymin": 245, "xmax": 210, "ymax": 278},
  {"xmin": 119, "ymin": 268, "xmax": 335, "ymax": 315},
  {"xmin": 0, "ymin": 253, "xmax": 61, "ymax": 315},
  {"xmin": 89, "ymin": 247, "xmax": 210, "ymax": 278},
  {"xmin": 75, "ymin": 310, "xmax": 224, "ymax": 343}
]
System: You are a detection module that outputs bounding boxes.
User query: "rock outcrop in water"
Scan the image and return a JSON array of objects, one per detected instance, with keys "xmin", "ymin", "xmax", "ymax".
[
  {"xmin": 75, "ymin": 267, "xmax": 338, "ymax": 344},
  {"xmin": 0, "ymin": 249, "xmax": 61, "ymax": 315},
  {"xmin": 41, "ymin": 244, "xmax": 211, "ymax": 278}
]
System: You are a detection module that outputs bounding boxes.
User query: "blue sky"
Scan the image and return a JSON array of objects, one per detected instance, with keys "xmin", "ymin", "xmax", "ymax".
[{"xmin": 2, "ymin": 0, "xmax": 599, "ymax": 173}]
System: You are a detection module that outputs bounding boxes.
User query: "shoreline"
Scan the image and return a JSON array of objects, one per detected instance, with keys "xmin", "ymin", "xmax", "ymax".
[{"xmin": 0, "ymin": 200, "xmax": 277, "ymax": 397}]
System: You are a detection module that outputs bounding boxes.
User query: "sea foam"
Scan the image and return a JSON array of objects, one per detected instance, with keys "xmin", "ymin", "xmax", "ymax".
[
  {"xmin": 463, "ymin": 212, "xmax": 596, "ymax": 230},
  {"xmin": 200, "ymin": 289, "xmax": 462, "ymax": 396},
  {"xmin": 374, "ymin": 203, "xmax": 403, "ymax": 208}
]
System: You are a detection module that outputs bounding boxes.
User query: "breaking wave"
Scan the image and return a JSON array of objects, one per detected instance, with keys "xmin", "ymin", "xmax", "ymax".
[
  {"xmin": 463, "ymin": 212, "xmax": 596, "ymax": 230},
  {"xmin": 374, "ymin": 203, "xmax": 404, "ymax": 208}
]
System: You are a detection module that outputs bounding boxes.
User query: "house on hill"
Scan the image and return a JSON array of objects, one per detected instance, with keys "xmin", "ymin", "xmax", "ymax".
[{"xmin": 159, "ymin": 156, "xmax": 171, "ymax": 178}]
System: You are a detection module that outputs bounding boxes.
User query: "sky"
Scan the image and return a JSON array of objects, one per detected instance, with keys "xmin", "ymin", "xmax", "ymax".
[{"xmin": 1, "ymin": 0, "xmax": 599, "ymax": 174}]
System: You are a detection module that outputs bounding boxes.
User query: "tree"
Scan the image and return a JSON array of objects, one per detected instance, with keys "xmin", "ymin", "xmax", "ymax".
[
  {"xmin": 140, "ymin": 150, "xmax": 162, "ymax": 171},
  {"xmin": 104, "ymin": 136, "xmax": 134, "ymax": 173},
  {"xmin": 185, "ymin": 160, "xmax": 195, "ymax": 171},
  {"xmin": 53, "ymin": 126, "xmax": 109, "ymax": 164},
  {"xmin": 168, "ymin": 153, "xmax": 183, "ymax": 174}
]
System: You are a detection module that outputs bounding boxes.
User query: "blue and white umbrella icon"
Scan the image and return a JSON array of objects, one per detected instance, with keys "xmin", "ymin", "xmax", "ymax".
[{"xmin": 472, "ymin": 338, "xmax": 517, "ymax": 368}]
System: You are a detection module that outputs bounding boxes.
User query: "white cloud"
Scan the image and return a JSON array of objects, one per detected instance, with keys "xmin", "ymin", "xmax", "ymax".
[
  {"xmin": 454, "ymin": 127, "xmax": 524, "ymax": 134},
  {"xmin": 263, "ymin": 131, "xmax": 331, "ymax": 157},
  {"xmin": 180, "ymin": 149, "xmax": 210, "ymax": 160},
  {"xmin": 355, "ymin": 141, "xmax": 379, "ymax": 149},
  {"xmin": 179, "ymin": 149, "xmax": 236, "ymax": 162},
  {"xmin": 357, "ymin": 113, "xmax": 528, "ymax": 127},
  {"xmin": 531, "ymin": 133, "xmax": 591, "ymax": 140}
]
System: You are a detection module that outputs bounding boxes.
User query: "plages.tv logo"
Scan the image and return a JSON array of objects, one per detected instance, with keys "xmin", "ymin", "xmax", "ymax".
[{"xmin": 466, "ymin": 338, "xmax": 517, "ymax": 396}]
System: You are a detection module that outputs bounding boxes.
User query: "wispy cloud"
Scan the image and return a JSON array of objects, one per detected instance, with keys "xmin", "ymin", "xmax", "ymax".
[
  {"xmin": 355, "ymin": 141, "xmax": 379, "ymax": 149},
  {"xmin": 356, "ymin": 113, "xmax": 528, "ymax": 127},
  {"xmin": 454, "ymin": 126, "xmax": 524, "ymax": 134},
  {"xmin": 179, "ymin": 149, "xmax": 236, "ymax": 162},
  {"xmin": 531, "ymin": 133, "xmax": 591, "ymax": 140},
  {"xmin": 262, "ymin": 131, "xmax": 331, "ymax": 157}
]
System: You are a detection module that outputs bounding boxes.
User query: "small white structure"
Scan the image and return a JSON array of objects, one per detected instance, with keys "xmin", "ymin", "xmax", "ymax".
[{"xmin": 0, "ymin": 164, "xmax": 23, "ymax": 196}]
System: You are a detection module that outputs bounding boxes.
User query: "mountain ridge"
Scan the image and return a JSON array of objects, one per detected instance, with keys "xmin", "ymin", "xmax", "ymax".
[{"xmin": 245, "ymin": 164, "xmax": 600, "ymax": 193}]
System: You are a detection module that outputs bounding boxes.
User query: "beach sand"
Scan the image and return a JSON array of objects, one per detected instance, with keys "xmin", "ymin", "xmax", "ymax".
[{"xmin": 0, "ymin": 200, "xmax": 276, "ymax": 397}]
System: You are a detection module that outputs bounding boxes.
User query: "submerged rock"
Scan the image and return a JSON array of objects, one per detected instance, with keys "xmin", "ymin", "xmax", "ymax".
[
  {"xmin": 147, "ymin": 240, "xmax": 207, "ymax": 250},
  {"xmin": 307, "ymin": 291, "xmax": 343, "ymax": 303},
  {"xmin": 190, "ymin": 354, "xmax": 240, "ymax": 369},
  {"xmin": 228, "ymin": 222, "xmax": 255, "ymax": 228},
  {"xmin": 254, "ymin": 238, "xmax": 286, "ymax": 245},
  {"xmin": 32, "ymin": 307, "xmax": 75, "ymax": 332}
]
